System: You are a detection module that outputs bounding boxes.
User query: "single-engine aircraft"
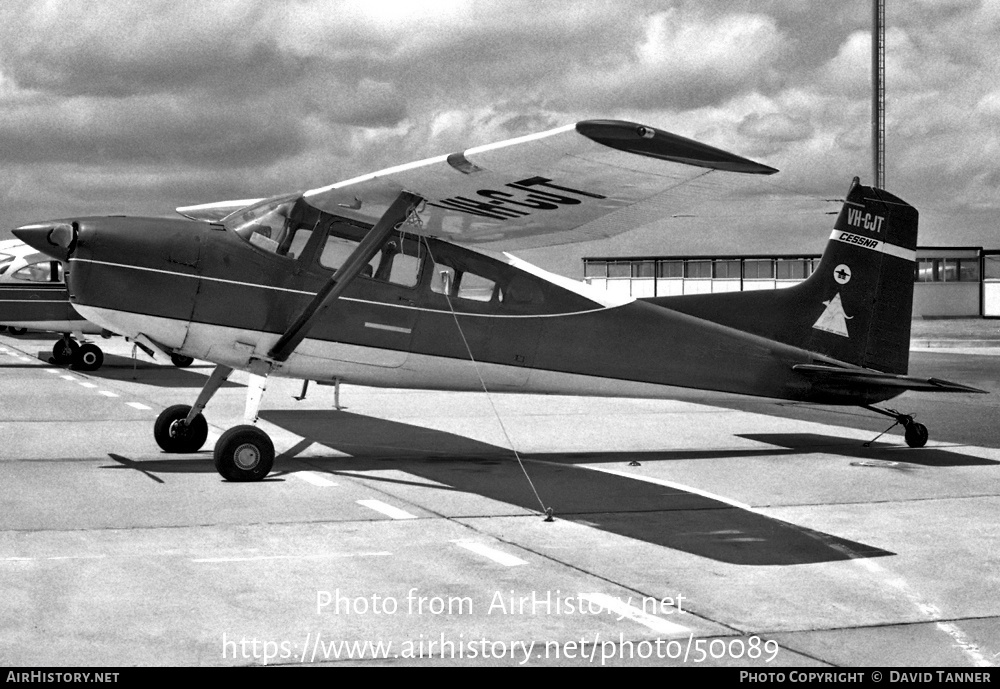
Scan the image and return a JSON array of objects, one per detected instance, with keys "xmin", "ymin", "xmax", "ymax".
[{"xmin": 14, "ymin": 120, "xmax": 985, "ymax": 481}]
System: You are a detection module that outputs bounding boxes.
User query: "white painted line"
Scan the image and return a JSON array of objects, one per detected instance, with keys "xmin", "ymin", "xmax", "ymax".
[
  {"xmin": 579, "ymin": 593, "xmax": 690, "ymax": 635},
  {"xmin": 78, "ymin": 382, "xmax": 97, "ymax": 389},
  {"xmin": 295, "ymin": 471, "xmax": 338, "ymax": 487},
  {"xmin": 454, "ymin": 541, "xmax": 527, "ymax": 567},
  {"xmin": 98, "ymin": 391, "xmax": 119, "ymax": 397},
  {"xmin": 60, "ymin": 375, "xmax": 77, "ymax": 381},
  {"xmin": 16, "ymin": 356, "xmax": 30, "ymax": 362},
  {"xmin": 192, "ymin": 551, "xmax": 391, "ymax": 563},
  {"xmin": 126, "ymin": 402, "xmax": 152, "ymax": 410},
  {"xmin": 357, "ymin": 499, "xmax": 418, "ymax": 520},
  {"xmin": 0, "ymin": 348, "xmax": 8, "ymax": 353},
  {"xmin": 45, "ymin": 369, "xmax": 59, "ymax": 374}
]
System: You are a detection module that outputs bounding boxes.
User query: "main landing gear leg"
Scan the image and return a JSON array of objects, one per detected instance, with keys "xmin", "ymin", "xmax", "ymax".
[
  {"xmin": 213, "ymin": 373, "xmax": 274, "ymax": 482},
  {"xmin": 154, "ymin": 364, "xmax": 233, "ymax": 453},
  {"xmin": 207, "ymin": 190, "xmax": 423, "ymax": 484},
  {"xmin": 862, "ymin": 405, "xmax": 929, "ymax": 448}
]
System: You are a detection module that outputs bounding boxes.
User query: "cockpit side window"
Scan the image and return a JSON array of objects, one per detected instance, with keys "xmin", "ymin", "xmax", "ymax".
[{"xmin": 225, "ymin": 194, "xmax": 302, "ymax": 256}]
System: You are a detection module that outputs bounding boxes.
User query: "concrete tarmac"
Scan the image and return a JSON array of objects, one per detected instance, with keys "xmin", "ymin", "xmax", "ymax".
[{"xmin": 0, "ymin": 331, "xmax": 997, "ymax": 667}]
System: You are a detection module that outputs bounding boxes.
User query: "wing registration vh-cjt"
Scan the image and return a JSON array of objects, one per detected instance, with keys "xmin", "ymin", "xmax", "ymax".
[{"xmin": 14, "ymin": 120, "xmax": 985, "ymax": 481}]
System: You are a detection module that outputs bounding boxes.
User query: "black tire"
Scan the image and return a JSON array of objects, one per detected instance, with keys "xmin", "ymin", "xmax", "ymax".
[
  {"xmin": 170, "ymin": 353, "xmax": 194, "ymax": 368},
  {"xmin": 154, "ymin": 404, "xmax": 208, "ymax": 453},
  {"xmin": 214, "ymin": 425, "xmax": 274, "ymax": 482},
  {"xmin": 904, "ymin": 422, "xmax": 928, "ymax": 448},
  {"xmin": 73, "ymin": 343, "xmax": 104, "ymax": 371},
  {"xmin": 8, "ymin": 327, "xmax": 27, "ymax": 335},
  {"xmin": 0, "ymin": 326, "xmax": 7, "ymax": 333},
  {"xmin": 52, "ymin": 338, "xmax": 79, "ymax": 365}
]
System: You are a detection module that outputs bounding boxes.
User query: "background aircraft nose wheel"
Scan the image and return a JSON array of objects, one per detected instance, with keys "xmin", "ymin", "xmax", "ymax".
[
  {"xmin": 154, "ymin": 404, "xmax": 209, "ymax": 453},
  {"xmin": 51, "ymin": 337, "xmax": 79, "ymax": 365},
  {"xmin": 214, "ymin": 425, "xmax": 274, "ymax": 482},
  {"xmin": 170, "ymin": 353, "xmax": 194, "ymax": 367},
  {"xmin": 73, "ymin": 343, "xmax": 104, "ymax": 371}
]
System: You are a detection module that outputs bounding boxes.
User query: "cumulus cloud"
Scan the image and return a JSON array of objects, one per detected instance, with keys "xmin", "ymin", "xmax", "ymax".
[{"xmin": 0, "ymin": 0, "xmax": 996, "ymax": 260}]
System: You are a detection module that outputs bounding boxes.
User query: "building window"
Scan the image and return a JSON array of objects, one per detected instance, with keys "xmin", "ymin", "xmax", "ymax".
[
  {"xmin": 984, "ymin": 256, "xmax": 1000, "ymax": 280},
  {"xmin": 744, "ymin": 259, "xmax": 774, "ymax": 279},
  {"xmin": 685, "ymin": 260, "xmax": 712, "ymax": 279},
  {"xmin": 632, "ymin": 261, "xmax": 655, "ymax": 278},
  {"xmin": 584, "ymin": 261, "xmax": 607, "ymax": 278},
  {"xmin": 657, "ymin": 260, "xmax": 683, "ymax": 278},
  {"xmin": 915, "ymin": 257, "xmax": 981, "ymax": 282},
  {"xmin": 607, "ymin": 262, "xmax": 630, "ymax": 278},
  {"xmin": 713, "ymin": 260, "xmax": 741, "ymax": 279},
  {"xmin": 775, "ymin": 259, "xmax": 808, "ymax": 280}
]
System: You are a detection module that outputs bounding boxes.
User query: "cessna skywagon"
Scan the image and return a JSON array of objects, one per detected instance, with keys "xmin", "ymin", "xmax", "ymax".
[{"xmin": 14, "ymin": 120, "xmax": 984, "ymax": 481}]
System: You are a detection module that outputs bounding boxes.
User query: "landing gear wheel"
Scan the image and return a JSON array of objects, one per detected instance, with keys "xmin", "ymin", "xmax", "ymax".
[
  {"xmin": 73, "ymin": 343, "xmax": 104, "ymax": 371},
  {"xmin": 154, "ymin": 404, "xmax": 208, "ymax": 453},
  {"xmin": 170, "ymin": 353, "xmax": 194, "ymax": 368},
  {"xmin": 214, "ymin": 425, "xmax": 274, "ymax": 482},
  {"xmin": 52, "ymin": 338, "xmax": 79, "ymax": 365},
  {"xmin": 8, "ymin": 327, "xmax": 26, "ymax": 335},
  {"xmin": 904, "ymin": 422, "xmax": 929, "ymax": 448}
]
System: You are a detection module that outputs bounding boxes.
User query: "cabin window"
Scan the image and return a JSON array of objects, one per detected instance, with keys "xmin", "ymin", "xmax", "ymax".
[
  {"xmin": 457, "ymin": 272, "xmax": 496, "ymax": 302},
  {"xmin": 431, "ymin": 263, "xmax": 456, "ymax": 295},
  {"xmin": 319, "ymin": 229, "xmax": 378, "ymax": 277},
  {"xmin": 429, "ymin": 260, "xmax": 497, "ymax": 302},
  {"xmin": 372, "ymin": 236, "xmax": 423, "ymax": 288}
]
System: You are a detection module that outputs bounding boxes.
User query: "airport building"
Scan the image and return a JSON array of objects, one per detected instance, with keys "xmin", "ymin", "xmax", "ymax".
[{"xmin": 583, "ymin": 247, "xmax": 1000, "ymax": 318}]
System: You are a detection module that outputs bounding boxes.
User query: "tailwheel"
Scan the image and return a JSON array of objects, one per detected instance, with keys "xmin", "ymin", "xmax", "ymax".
[
  {"xmin": 214, "ymin": 425, "xmax": 274, "ymax": 482},
  {"xmin": 863, "ymin": 406, "xmax": 929, "ymax": 448},
  {"xmin": 154, "ymin": 404, "xmax": 208, "ymax": 453},
  {"xmin": 904, "ymin": 421, "xmax": 929, "ymax": 448},
  {"xmin": 51, "ymin": 337, "xmax": 79, "ymax": 365},
  {"xmin": 73, "ymin": 343, "xmax": 104, "ymax": 371}
]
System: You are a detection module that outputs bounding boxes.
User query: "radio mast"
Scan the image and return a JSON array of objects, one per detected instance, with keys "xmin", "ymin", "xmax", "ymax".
[{"xmin": 872, "ymin": 0, "xmax": 885, "ymax": 188}]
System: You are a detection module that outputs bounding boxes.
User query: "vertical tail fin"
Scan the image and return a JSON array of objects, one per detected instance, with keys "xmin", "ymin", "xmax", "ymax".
[
  {"xmin": 805, "ymin": 177, "xmax": 917, "ymax": 373},
  {"xmin": 648, "ymin": 178, "xmax": 918, "ymax": 373}
]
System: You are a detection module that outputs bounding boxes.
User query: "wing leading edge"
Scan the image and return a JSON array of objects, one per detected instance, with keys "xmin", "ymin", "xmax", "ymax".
[{"xmin": 177, "ymin": 120, "xmax": 776, "ymax": 249}]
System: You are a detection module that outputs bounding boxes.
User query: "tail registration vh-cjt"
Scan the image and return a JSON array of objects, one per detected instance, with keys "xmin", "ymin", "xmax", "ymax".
[{"xmin": 13, "ymin": 120, "xmax": 985, "ymax": 481}]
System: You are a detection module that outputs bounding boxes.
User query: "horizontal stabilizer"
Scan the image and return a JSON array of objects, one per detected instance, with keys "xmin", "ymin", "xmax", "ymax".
[{"xmin": 793, "ymin": 364, "xmax": 988, "ymax": 394}]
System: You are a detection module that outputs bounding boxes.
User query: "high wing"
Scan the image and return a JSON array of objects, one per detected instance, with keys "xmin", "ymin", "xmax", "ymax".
[{"xmin": 177, "ymin": 120, "xmax": 776, "ymax": 250}]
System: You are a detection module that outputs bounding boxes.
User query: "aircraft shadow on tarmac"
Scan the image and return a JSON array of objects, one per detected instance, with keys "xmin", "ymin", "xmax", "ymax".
[
  {"xmin": 106, "ymin": 409, "xmax": 906, "ymax": 567},
  {"xmin": 739, "ymin": 433, "xmax": 999, "ymax": 467}
]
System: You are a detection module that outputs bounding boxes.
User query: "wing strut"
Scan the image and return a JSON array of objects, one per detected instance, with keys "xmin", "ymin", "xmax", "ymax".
[{"xmin": 267, "ymin": 190, "xmax": 423, "ymax": 363}]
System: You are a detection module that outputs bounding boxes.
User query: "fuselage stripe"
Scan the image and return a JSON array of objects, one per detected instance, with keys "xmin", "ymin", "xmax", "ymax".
[{"xmin": 68, "ymin": 258, "xmax": 614, "ymax": 320}]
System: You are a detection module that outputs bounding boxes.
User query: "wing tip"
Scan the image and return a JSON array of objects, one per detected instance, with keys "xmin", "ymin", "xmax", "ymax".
[{"xmin": 575, "ymin": 120, "xmax": 778, "ymax": 175}]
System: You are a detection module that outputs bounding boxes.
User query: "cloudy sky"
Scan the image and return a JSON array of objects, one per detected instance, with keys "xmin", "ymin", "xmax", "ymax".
[{"xmin": 0, "ymin": 0, "xmax": 997, "ymax": 275}]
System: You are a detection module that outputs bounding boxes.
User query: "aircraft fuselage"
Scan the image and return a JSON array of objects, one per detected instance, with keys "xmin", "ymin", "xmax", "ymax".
[{"xmin": 47, "ymin": 214, "xmax": 900, "ymax": 406}]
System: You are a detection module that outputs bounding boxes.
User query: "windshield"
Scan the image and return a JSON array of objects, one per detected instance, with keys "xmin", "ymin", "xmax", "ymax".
[{"xmin": 223, "ymin": 194, "xmax": 301, "ymax": 255}]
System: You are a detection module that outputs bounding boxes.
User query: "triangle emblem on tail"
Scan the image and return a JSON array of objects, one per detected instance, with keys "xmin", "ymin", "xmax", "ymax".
[{"xmin": 813, "ymin": 293, "xmax": 852, "ymax": 337}]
